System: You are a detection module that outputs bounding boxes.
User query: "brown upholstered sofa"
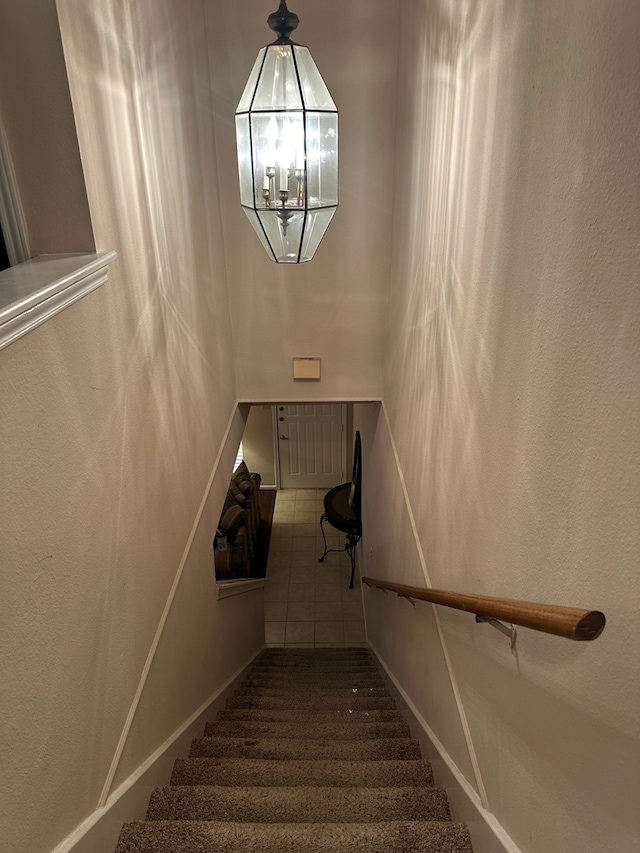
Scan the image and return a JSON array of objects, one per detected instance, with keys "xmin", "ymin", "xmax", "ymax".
[{"xmin": 214, "ymin": 461, "xmax": 262, "ymax": 580}]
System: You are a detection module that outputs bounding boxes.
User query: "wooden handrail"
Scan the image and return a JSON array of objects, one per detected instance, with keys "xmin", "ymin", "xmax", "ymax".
[{"xmin": 362, "ymin": 577, "xmax": 606, "ymax": 641}]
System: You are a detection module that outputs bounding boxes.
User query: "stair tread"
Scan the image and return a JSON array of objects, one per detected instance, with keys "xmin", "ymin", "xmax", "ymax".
[
  {"xmin": 234, "ymin": 686, "xmax": 391, "ymax": 697},
  {"xmin": 171, "ymin": 757, "xmax": 434, "ymax": 788},
  {"xmin": 227, "ymin": 696, "xmax": 396, "ymax": 710},
  {"xmin": 242, "ymin": 676, "xmax": 386, "ymax": 687},
  {"xmin": 259, "ymin": 649, "xmax": 373, "ymax": 656},
  {"xmin": 247, "ymin": 665, "xmax": 380, "ymax": 672},
  {"xmin": 254, "ymin": 656, "xmax": 376, "ymax": 662},
  {"xmin": 216, "ymin": 708, "xmax": 403, "ymax": 723},
  {"xmin": 253, "ymin": 659, "xmax": 376, "ymax": 666},
  {"xmin": 240, "ymin": 673, "xmax": 381, "ymax": 679},
  {"xmin": 258, "ymin": 650, "xmax": 372, "ymax": 657},
  {"xmin": 258, "ymin": 655, "xmax": 373, "ymax": 661},
  {"xmin": 190, "ymin": 736, "xmax": 422, "ymax": 761},
  {"xmin": 116, "ymin": 820, "xmax": 473, "ymax": 852},
  {"xmin": 146, "ymin": 785, "xmax": 451, "ymax": 822},
  {"xmin": 244, "ymin": 671, "xmax": 383, "ymax": 681},
  {"xmin": 204, "ymin": 720, "xmax": 410, "ymax": 740},
  {"xmin": 118, "ymin": 648, "xmax": 471, "ymax": 852}
]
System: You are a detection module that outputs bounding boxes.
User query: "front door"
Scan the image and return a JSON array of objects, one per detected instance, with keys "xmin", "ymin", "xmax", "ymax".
[{"xmin": 277, "ymin": 404, "xmax": 345, "ymax": 489}]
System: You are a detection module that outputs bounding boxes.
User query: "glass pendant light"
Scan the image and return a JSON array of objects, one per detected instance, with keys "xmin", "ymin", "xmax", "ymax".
[{"xmin": 235, "ymin": 0, "xmax": 338, "ymax": 264}]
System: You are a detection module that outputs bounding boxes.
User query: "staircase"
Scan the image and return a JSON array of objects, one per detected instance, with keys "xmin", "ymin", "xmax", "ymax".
[{"xmin": 115, "ymin": 648, "xmax": 473, "ymax": 852}]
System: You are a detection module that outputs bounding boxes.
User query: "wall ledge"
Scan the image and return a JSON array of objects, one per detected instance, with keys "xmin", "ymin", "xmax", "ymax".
[
  {"xmin": 216, "ymin": 578, "xmax": 265, "ymax": 600},
  {"xmin": 0, "ymin": 251, "xmax": 116, "ymax": 351}
]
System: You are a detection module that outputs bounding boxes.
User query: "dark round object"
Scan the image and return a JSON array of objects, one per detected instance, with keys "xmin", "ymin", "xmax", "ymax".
[{"xmin": 268, "ymin": 0, "xmax": 299, "ymax": 43}]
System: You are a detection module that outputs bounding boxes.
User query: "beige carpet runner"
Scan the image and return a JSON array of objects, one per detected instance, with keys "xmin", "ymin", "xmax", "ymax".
[{"xmin": 115, "ymin": 648, "xmax": 473, "ymax": 851}]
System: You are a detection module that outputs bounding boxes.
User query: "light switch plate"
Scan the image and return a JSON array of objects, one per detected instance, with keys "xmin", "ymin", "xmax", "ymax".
[{"xmin": 293, "ymin": 357, "xmax": 321, "ymax": 380}]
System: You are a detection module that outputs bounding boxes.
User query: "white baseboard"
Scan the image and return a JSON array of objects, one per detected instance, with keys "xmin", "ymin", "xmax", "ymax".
[
  {"xmin": 370, "ymin": 642, "xmax": 523, "ymax": 853},
  {"xmin": 50, "ymin": 646, "xmax": 265, "ymax": 853}
]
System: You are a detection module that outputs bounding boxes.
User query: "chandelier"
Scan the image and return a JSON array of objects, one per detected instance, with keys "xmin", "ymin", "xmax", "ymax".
[{"xmin": 235, "ymin": 1, "xmax": 338, "ymax": 264}]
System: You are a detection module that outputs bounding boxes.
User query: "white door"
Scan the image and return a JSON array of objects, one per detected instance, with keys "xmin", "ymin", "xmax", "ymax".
[{"xmin": 277, "ymin": 404, "xmax": 345, "ymax": 489}]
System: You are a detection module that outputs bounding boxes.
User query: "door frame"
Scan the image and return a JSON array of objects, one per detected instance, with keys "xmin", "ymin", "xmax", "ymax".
[
  {"xmin": 273, "ymin": 403, "xmax": 349, "ymax": 490},
  {"xmin": 271, "ymin": 405, "xmax": 282, "ymax": 490}
]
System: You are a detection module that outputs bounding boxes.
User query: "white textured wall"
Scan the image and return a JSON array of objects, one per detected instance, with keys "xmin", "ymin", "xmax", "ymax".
[
  {"xmin": 0, "ymin": 3, "xmax": 262, "ymax": 852},
  {"xmin": 364, "ymin": 1, "xmax": 640, "ymax": 851},
  {"xmin": 205, "ymin": 0, "xmax": 396, "ymax": 402}
]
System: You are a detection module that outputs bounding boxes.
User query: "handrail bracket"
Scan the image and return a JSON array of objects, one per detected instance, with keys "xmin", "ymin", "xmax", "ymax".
[{"xmin": 476, "ymin": 615, "xmax": 517, "ymax": 649}]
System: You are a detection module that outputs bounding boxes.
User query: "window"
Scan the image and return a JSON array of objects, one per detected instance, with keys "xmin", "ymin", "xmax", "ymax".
[{"xmin": 234, "ymin": 442, "xmax": 244, "ymax": 471}]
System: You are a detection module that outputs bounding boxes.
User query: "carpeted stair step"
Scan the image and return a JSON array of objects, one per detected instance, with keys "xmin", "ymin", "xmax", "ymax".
[
  {"xmin": 203, "ymin": 719, "xmax": 411, "ymax": 740},
  {"xmin": 260, "ymin": 648, "xmax": 373, "ymax": 657},
  {"xmin": 190, "ymin": 736, "xmax": 422, "ymax": 761},
  {"xmin": 257, "ymin": 651, "xmax": 373, "ymax": 661},
  {"xmin": 257, "ymin": 656, "xmax": 373, "ymax": 664},
  {"xmin": 145, "ymin": 785, "xmax": 451, "ymax": 823},
  {"xmin": 116, "ymin": 819, "xmax": 472, "ymax": 852},
  {"xmin": 244, "ymin": 668, "xmax": 384, "ymax": 678},
  {"xmin": 254, "ymin": 658, "xmax": 375, "ymax": 665},
  {"xmin": 251, "ymin": 664, "xmax": 376, "ymax": 671},
  {"xmin": 244, "ymin": 673, "xmax": 383, "ymax": 686},
  {"xmin": 227, "ymin": 694, "xmax": 396, "ymax": 710},
  {"xmin": 233, "ymin": 686, "xmax": 391, "ymax": 698},
  {"xmin": 171, "ymin": 757, "xmax": 435, "ymax": 788},
  {"xmin": 114, "ymin": 648, "xmax": 473, "ymax": 853},
  {"xmin": 215, "ymin": 707, "xmax": 404, "ymax": 723},
  {"xmin": 239, "ymin": 680, "xmax": 387, "ymax": 691},
  {"xmin": 241, "ymin": 673, "xmax": 386, "ymax": 687},
  {"xmin": 249, "ymin": 661, "xmax": 380, "ymax": 678},
  {"xmin": 251, "ymin": 657, "xmax": 375, "ymax": 664},
  {"xmin": 239, "ymin": 679, "xmax": 387, "ymax": 691},
  {"xmin": 252, "ymin": 656, "xmax": 376, "ymax": 667},
  {"xmin": 248, "ymin": 656, "xmax": 376, "ymax": 667}
]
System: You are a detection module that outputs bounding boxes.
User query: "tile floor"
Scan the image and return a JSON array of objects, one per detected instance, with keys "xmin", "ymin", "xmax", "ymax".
[{"xmin": 264, "ymin": 489, "xmax": 367, "ymax": 648}]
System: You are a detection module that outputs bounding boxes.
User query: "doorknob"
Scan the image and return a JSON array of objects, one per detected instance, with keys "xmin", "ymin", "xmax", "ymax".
[{"xmin": 279, "ymin": 434, "xmax": 288, "ymax": 440}]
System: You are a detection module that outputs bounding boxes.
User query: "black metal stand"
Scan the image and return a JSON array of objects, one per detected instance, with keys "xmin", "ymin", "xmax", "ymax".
[{"xmin": 318, "ymin": 512, "xmax": 360, "ymax": 589}]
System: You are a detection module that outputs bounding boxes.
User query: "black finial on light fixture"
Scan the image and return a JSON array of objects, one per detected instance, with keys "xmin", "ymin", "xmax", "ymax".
[{"xmin": 267, "ymin": 0, "xmax": 299, "ymax": 44}]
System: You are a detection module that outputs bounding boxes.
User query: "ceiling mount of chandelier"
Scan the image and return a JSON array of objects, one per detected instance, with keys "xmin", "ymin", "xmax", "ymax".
[{"xmin": 235, "ymin": 1, "xmax": 338, "ymax": 264}]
